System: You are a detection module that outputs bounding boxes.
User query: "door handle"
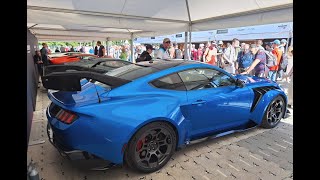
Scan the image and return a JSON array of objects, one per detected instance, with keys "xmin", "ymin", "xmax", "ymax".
[{"xmin": 192, "ymin": 100, "xmax": 207, "ymax": 105}]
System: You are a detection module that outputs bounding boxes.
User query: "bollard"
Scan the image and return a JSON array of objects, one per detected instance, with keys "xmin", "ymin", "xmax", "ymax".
[{"xmin": 27, "ymin": 162, "xmax": 40, "ymax": 180}]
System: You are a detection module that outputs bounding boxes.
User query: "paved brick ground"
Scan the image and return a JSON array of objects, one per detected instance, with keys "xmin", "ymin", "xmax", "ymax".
[{"xmin": 28, "ymin": 87, "xmax": 293, "ymax": 180}]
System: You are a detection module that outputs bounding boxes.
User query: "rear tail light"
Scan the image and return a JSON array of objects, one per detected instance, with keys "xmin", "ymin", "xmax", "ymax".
[{"xmin": 55, "ymin": 109, "xmax": 78, "ymax": 124}]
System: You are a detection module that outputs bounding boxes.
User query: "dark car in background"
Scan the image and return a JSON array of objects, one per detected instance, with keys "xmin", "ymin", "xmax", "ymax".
[{"xmin": 44, "ymin": 59, "xmax": 133, "ymax": 75}]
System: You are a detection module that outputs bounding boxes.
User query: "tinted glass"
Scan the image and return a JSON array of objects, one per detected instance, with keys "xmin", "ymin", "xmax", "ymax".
[
  {"xmin": 178, "ymin": 68, "xmax": 235, "ymax": 90},
  {"xmin": 211, "ymin": 70, "xmax": 235, "ymax": 87},
  {"xmin": 100, "ymin": 60, "xmax": 130, "ymax": 68},
  {"xmin": 151, "ymin": 73, "xmax": 186, "ymax": 90},
  {"xmin": 178, "ymin": 69, "xmax": 213, "ymax": 90},
  {"xmin": 105, "ymin": 64, "xmax": 160, "ymax": 81}
]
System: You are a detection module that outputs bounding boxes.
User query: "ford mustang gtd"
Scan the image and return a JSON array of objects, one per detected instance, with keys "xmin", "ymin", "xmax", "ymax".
[{"xmin": 43, "ymin": 60, "xmax": 287, "ymax": 173}]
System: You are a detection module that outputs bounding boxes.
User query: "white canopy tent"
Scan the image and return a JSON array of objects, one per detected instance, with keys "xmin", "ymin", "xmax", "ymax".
[
  {"xmin": 134, "ymin": 22, "xmax": 293, "ymax": 44},
  {"xmin": 27, "ymin": 0, "xmax": 293, "ymax": 60}
]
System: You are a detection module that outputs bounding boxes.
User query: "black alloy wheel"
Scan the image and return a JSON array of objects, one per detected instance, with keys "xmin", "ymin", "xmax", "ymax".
[
  {"xmin": 125, "ymin": 121, "xmax": 176, "ymax": 173},
  {"xmin": 261, "ymin": 96, "xmax": 285, "ymax": 128}
]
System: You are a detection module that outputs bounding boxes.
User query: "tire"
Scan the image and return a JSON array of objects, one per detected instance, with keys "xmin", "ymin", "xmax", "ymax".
[
  {"xmin": 125, "ymin": 121, "xmax": 177, "ymax": 173},
  {"xmin": 261, "ymin": 95, "xmax": 286, "ymax": 128}
]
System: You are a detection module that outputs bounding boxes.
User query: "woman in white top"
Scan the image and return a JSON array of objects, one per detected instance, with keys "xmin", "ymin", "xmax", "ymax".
[
  {"xmin": 283, "ymin": 46, "xmax": 293, "ymax": 82},
  {"xmin": 283, "ymin": 46, "xmax": 293, "ymax": 107}
]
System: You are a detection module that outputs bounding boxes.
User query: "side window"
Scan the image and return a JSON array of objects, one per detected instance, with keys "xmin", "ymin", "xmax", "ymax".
[
  {"xmin": 151, "ymin": 73, "xmax": 186, "ymax": 91},
  {"xmin": 178, "ymin": 69, "xmax": 214, "ymax": 90},
  {"xmin": 178, "ymin": 68, "xmax": 235, "ymax": 91},
  {"xmin": 211, "ymin": 70, "xmax": 235, "ymax": 87}
]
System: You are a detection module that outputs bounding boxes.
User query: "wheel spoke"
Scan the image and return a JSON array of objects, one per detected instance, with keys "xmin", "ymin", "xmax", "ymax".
[
  {"xmin": 158, "ymin": 140, "xmax": 166, "ymax": 145},
  {"xmin": 155, "ymin": 150, "xmax": 163, "ymax": 158},
  {"xmin": 137, "ymin": 156, "xmax": 149, "ymax": 163},
  {"xmin": 155, "ymin": 150, "xmax": 169, "ymax": 161},
  {"xmin": 275, "ymin": 108, "xmax": 282, "ymax": 113},
  {"xmin": 151, "ymin": 129, "xmax": 161, "ymax": 140}
]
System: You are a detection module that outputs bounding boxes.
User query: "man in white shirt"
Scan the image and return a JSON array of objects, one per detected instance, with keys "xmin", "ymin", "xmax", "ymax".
[
  {"xmin": 222, "ymin": 38, "xmax": 239, "ymax": 74},
  {"xmin": 156, "ymin": 38, "xmax": 171, "ymax": 60}
]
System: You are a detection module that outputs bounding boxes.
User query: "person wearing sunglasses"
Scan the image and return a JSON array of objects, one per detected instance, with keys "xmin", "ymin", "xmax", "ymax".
[{"xmin": 156, "ymin": 38, "xmax": 171, "ymax": 60}]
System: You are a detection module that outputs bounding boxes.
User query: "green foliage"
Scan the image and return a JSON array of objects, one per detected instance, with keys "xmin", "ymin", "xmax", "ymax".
[
  {"xmin": 39, "ymin": 40, "xmax": 133, "ymax": 47},
  {"xmin": 38, "ymin": 41, "xmax": 80, "ymax": 48}
]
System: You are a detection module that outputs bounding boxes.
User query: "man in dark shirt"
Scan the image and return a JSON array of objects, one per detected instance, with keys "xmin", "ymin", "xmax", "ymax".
[
  {"xmin": 136, "ymin": 44, "xmax": 154, "ymax": 62},
  {"xmin": 40, "ymin": 43, "xmax": 50, "ymax": 66},
  {"xmin": 236, "ymin": 43, "xmax": 254, "ymax": 73},
  {"xmin": 94, "ymin": 41, "xmax": 106, "ymax": 57},
  {"xmin": 241, "ymin": 44, "xmax": 267, "ymax": 77}
]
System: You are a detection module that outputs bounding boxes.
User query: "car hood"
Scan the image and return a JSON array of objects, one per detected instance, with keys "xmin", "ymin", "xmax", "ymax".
[{"xmin": 234, "ymin": 74, "xmax": 273, "ymax": 84}]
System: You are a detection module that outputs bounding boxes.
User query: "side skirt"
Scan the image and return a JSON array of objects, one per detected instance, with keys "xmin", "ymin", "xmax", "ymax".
[{"xmin": 178, "ymin": 120, "xmax": 258, "ymax": 149}]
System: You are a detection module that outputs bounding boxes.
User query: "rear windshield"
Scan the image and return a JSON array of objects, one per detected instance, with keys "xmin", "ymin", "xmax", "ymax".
[{"xmin": 104, "ymin": 64, "xmax": 160, "ymax": 81}]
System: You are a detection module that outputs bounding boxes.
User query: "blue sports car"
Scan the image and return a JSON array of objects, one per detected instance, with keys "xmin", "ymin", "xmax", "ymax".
[{"xmin": 43, "ymin": 60, "xmax": 287, "ymax": 172}]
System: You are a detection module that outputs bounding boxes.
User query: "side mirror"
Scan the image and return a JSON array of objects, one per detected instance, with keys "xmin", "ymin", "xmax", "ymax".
[{"xmin": 235, "ymin": 79, "xmax": 245, "ymax": 88}]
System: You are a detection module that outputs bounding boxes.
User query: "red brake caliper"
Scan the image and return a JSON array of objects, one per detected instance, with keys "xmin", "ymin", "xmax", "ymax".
[{"xmin": 136, "ymin": 139, "xmax": 143, "ymax": 152}]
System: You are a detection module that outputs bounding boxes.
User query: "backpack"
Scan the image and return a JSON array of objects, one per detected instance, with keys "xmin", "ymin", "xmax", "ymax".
[
  {"xmin": 264, "ymin": 50, "xmax": 277, "ymax": 68},
  {"xmin": 279, "ymin": 54, "xmax": 288, "ymax": 71}
]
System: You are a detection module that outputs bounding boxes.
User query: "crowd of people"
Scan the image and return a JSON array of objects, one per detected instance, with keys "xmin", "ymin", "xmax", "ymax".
[
  {"xmin": 36, "ymin": 37, "xmax": 293, "ymax": 85},
  {"xmin": 139, "ymin": 37, "xmax": 293, "ymax": 84},
  {"xmin": 36, "ymin": 38, "xmax": 293, "ymax": 83}
]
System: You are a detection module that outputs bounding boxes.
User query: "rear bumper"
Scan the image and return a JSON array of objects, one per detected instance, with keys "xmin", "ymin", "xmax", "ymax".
[
  {"xmin": 47, "ymin": 122, "xmax": 95, "ymax": 160},
  {"xmin": 47, "ymin": 123, "xmax": 116, "ymax": 170},
  {"xmin": 46, "ymin": 104, "xmax": 127, "ymax": 164}
]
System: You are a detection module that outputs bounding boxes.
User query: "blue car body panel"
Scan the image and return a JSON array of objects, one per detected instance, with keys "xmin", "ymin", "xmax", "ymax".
[{"xmin": 46, "ymin": 61, "xmax": 287, "ymax": 164}]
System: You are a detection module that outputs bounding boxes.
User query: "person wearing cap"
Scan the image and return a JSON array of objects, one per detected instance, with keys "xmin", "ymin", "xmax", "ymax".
[
  {"xmin": 241, "ymin": 44, "xmax": 267, "ymax": 77},
  {"xmin": 267, "ymin": 39, "xmax": 283, "ymax": 81},
  {"xmin": 256, "ymin": 39, "xmax": 265, "ymax": 51},
  {"xmin": 136, "ymin": 44, "xmax": 154, "ymax": 62},
  {"xmin": 156, "ymin": 38, "xmax": 171, "ymax": 60},
  {"xmin": 279, "ymin": 39, "xmax": 287, "ymax": 53}
]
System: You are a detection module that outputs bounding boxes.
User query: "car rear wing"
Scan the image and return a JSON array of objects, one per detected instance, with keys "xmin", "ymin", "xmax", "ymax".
[
  {"xmin": 42, "ymin": 71, "xmax": 131, "ymax": 91},
  {"xmin": 43, "ymin": 65, "xmax": 105, "ymax": 75}
]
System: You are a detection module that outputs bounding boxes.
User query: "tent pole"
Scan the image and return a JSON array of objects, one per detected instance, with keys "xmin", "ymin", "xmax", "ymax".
[
  {"xmin": 92, "ymin": 40, "xmax": 95, "ymax": 53},
  {"xmin": 106, "ymin": 38, "xmax": 110, "ymax": 57},
  {"xmin": 130, "ymin": 33, "xmax": 135, "ymax": 63},
  {"xmin": 189, "ymin": 24, "xmax": 192, "ymax": 60},
  {"xmin": 185, "ymin": 0, "xmax": 192, "ymax": 60},
  {"xmin": 184, "ymin": 32, "xmax": 188, "ymax": 59}
]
